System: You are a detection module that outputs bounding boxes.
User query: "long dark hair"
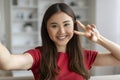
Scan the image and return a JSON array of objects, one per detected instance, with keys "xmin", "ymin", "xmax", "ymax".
[{"xmin": 39, "ymin": 3, "xmax": 89, "ymax": 80}]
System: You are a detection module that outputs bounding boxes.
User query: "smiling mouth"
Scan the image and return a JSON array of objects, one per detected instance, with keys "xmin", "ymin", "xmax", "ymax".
[{"xmin": 56, "ymin": 35, "xmax": 67, "ymax": 40}]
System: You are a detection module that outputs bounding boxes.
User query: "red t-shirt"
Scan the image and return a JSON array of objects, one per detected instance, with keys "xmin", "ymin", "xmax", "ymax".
[{"xmin": 26, "ymin": 47, "xmax": 97, "ymax": 80}]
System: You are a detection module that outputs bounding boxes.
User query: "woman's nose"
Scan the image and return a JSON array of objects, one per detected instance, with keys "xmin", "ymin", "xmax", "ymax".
[{"xmin": 58, "ymin": 27, "xmax": 65, "ymax": 34}]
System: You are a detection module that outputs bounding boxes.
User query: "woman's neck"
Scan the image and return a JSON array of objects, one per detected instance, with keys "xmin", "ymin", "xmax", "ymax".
[{"xmin": 56, "ymin": 45, "xmax": 66, "ymax": 53}]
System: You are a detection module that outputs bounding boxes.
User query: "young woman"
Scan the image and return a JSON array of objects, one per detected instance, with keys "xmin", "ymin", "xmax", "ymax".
[{"xmin": 0, "ymin": 3, "xmax": 120, "ymax": 80}]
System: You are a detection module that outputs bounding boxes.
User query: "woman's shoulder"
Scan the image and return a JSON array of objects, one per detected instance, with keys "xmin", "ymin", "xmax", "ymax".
[
  {"xmin": 26, "ymin": 46, "xmax": 42, "ymax": 53},
  {"xmin": 25, "ymin": 46, "xmax": 42, "ymax": 70},
  {"xmin": 25, "ymin": 46, "xmax": 42, "ymax": 59},
  {"xmin": 83, "ymin": 49, "xmax": 98, "ymax": 69},
  {"xmin": 83, "ymin": 49, "xmax": 98, "ymax": 55}
]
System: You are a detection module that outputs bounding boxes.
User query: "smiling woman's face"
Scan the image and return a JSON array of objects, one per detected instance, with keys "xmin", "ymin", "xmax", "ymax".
[{"xmin": 47, "ymin": 12, "xmax": 74, "ymax": 48}]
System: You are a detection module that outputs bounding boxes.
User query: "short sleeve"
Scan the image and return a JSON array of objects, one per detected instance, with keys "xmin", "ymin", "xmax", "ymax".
[
  {"xmin": 25, "ymin": 47, "xmax": 41, "ymax": 70},
  {"xmin": 83, "ymin": 50, "xmax": 98, "ymax": 69}
]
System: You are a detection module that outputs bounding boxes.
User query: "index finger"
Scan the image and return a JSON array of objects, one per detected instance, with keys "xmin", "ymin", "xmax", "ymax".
[{"xmin": 76, "ymin": 20, "xmax": 86, "ymax": 30}]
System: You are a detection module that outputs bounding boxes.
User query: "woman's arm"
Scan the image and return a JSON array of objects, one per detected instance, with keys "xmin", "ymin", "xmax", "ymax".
[
  {"xmin": 0, "ymin": 42, "xmax": 33, "ymax": 70},
  {"xmin": 93, "ymin": 35, "xmax": 120, "ymax": 66},
  {"xmin": 74, "ymin": 20, "xmax": 120, "ymax": 66}
]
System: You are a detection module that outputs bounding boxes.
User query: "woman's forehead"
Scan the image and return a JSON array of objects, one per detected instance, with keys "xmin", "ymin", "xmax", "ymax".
[{"xmin": 48, "ymin": 12, "xmax": 73, "ymax": 23}]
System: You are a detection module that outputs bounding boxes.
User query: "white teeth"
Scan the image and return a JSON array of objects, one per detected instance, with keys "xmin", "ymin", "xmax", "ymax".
[{"xmin": 57, "ymin": 36, "xmax": 66, "ymax": 40}]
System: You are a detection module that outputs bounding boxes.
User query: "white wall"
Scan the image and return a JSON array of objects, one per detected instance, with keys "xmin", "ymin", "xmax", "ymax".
[
  {"xmin": 0, "ymin": 0, "xmax": 5, "ymax": 44},
  {"xmin": 116, "ymin": 0, "xmax": 120, "ymax": 45},
  {"xmin": 95, "ymin": 0, "xmax": 118, "ymax": 51},
  {"xmin": 92, "ymin": 0, "xmax": 120, "ymax": 76},
  {"xmin": 114, "ymin": 0, "xmax": 120, "ymax": 74}
]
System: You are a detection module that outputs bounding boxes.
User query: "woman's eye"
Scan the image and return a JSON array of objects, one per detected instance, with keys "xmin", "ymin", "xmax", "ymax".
[
  {"xmin": 64, "ymin": 23, "xmax": 70, "ymax": 27},
  {"xmin": 51, "ymin": 25, "xmax": 57, "ymax": 28}
]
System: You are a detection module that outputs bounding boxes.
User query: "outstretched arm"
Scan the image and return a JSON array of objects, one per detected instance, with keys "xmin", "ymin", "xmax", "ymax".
[
  {"xmin": 74, "ymin": 20, "xmax": 120, "ymax": 66},
  {"xmin": 0, "ymin": 42, "xmax": 33, "ymax": 70}
]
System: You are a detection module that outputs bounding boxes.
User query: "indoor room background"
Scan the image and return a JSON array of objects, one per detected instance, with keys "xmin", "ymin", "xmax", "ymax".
[{"xmin": 0, "ymin": 0, "xmax": 120, "ymax": 79}]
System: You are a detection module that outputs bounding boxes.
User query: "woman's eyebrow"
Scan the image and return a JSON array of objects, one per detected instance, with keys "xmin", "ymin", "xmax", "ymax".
[
  {"xmin": 50, "ymin": 20, "xmax": 71, "ymax": 24},
  {"xmin": 63, "ymin": 20, "xmax": 71, "ymax": 23},
  {"xmin": 51, "ymin": 22, "xmax": 57, "ymax": 25}
]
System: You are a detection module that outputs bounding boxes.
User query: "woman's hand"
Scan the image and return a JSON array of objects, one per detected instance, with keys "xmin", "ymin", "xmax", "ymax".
[{"xmin": 74, "ymin": 20, "xmax": 100, "ymax": 43}]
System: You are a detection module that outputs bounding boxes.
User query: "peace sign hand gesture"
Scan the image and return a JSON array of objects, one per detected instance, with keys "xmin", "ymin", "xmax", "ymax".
[{"xmin": 74, "ymin": 20, "xmax": 100, "ymax": 43}]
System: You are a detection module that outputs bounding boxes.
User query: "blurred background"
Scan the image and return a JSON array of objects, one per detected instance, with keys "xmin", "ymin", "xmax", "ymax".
[{"xmin": 0, "ymin": 0, "xmax": 120, "ymax": 79}]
